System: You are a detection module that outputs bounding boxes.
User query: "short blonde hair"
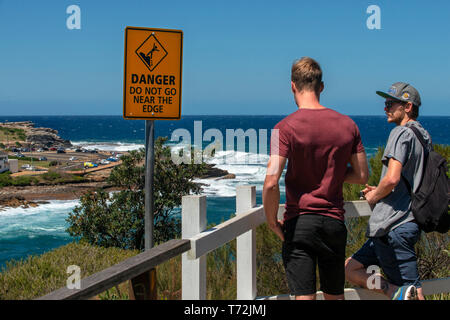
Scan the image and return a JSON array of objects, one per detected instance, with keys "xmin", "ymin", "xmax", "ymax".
[{"xmin": 291, "ymin": 57, "xmax": 323, "ymax": 94}]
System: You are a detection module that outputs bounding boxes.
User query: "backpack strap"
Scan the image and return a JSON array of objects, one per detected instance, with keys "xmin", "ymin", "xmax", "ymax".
[
  {"xmin": 401, "ymin": 123, "xmax": 429, "ymax": 195},
  {"xmin": 405, "ymin": 123, "xmax": 432, "ymax": 153}
]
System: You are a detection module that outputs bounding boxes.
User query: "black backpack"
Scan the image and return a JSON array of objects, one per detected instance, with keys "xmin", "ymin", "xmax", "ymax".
[{"xmin": 402, "ymin": 125, "xmax": 450, "ymax": 233}]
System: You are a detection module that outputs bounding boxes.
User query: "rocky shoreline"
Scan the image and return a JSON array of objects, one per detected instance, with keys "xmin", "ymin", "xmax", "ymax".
[
  {"xmin": 0, "ymin": 121, "xmax": 72, "ymax": 149},
  {"xmin": 0, "ymin": 196, "xmax": 50, "ymax": 211},
  {"xmin": 0, "ymin": 163, "xmax": 235, "ymax": 210}
]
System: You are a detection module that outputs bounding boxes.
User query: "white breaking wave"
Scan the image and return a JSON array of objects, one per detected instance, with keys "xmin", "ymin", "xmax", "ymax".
[
  {"xmin": 0, "ymin": 199, "xmax": 80, "ymax": 218},
  {"xmin": 192, "ymin": 149, "xmax": 285, "ymax": 197},
  {"xmin": 71, "ymin": 141, "xmax": 144, "ymax": 152},
  {"xmin": 0, "ymin": 200, "xmax": 80, "ymax": 238}
]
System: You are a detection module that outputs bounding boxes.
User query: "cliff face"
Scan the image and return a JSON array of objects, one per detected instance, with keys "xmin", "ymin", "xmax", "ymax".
[{"xmin": 0, "ymin": 121, "xmax": 72, "ymax": 148}]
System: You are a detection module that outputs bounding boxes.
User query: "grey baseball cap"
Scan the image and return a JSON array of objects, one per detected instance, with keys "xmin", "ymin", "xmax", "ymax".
[{"xmin": 376, "ymin": 82, "xmax": 421, "ymax": 107}]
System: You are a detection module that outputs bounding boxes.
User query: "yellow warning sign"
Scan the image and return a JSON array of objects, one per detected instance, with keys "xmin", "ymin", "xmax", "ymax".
[{"xmin": 123, "ymin": 27, "xmax": 183, "ymax": 120}]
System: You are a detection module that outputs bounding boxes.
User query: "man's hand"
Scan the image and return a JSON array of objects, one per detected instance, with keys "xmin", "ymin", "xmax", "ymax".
[
  {"xmin": 362, "ymin": 184, "xmax": 376, "ymax": 195},
  {"xmin": 263, "ymin": 154, "xmax": 287, "ymax": 242},
  {"xmin": 268, "ymin": 220, "xmax": 285, "ymax": 242},
  {"xmin": 362, "ymin": 184, "xmax": 377, "ymax": 208}
]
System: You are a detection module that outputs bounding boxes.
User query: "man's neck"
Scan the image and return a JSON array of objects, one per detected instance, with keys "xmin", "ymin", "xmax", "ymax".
[
  {"xmin": 295, "ymin": 90, "xmax": 325, "ymax": 110},
  {"xmin": 399, "ymin": 117, "xmax": 415, "ymax": 126}
]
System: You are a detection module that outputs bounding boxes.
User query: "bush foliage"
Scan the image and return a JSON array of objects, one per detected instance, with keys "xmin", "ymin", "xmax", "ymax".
[{"xmin": 66, "ymin": 137, "xmax": 208, "ymax": 249}]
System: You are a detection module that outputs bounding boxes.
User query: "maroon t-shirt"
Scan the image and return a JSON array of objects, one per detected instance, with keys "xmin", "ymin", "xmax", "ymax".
[{"xmin": 270, "ymin": 108, "xmax": 365, "ymax": 221}]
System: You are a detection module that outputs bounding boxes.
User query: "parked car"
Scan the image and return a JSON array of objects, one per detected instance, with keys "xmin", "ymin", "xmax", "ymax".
[
  {"xmin": 75, "ymin": 148, "xmax": 82, "ymax": 152},
  {"xmin": 84, "ymin": 162, "xmax": 98, "ymax": 168},
  {"xmin": 49, "ymin": 147, "xmax": 57, "ymax": 151},
  {"xmin": 99, "ymin": 159, "xmax": 110, "ymax": 165},
  {"xmin": 37, "ymin": 148, "xmax": 44, "ymax": 152},
  {"xmin": 57, "ymin": 148, "xmax": 66, "ymax": 153},
  {"xmin": 15, "ymin": 153, "xmax": 25, "ymax": 158},
  {"xmin": 69, "ymin": 156, "xmax": 77, "ymax": 161},
  {"xmin": 106, "ymin": 157, "xmax": 118, "ymax": 162},
  {"xmin": 38, "ymin": 157, "xmax": 47, "ymax": 161}
]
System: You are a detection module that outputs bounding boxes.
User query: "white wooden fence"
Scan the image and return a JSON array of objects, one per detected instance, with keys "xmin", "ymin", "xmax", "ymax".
[{"xmin": 181, "ymin": 185, "xmax": 450, "ymax": 300}]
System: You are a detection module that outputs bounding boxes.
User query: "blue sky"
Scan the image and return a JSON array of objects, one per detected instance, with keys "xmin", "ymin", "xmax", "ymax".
[{"xmin": 0, "ymin": 0, "xmax": 449, "ymax": 116}]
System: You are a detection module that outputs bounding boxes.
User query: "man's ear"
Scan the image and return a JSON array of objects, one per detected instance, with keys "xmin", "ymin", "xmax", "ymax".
[
  {"xmin": 404, "ymin": 101, "xmax": 413, "ymax": 113},
  {"xmin": 319, "ymin": 81, "xmax": 324, "ymax": 93},
  {"xmin": 291, "ymin": 81, "xmax": 297, "ymax": 94}
]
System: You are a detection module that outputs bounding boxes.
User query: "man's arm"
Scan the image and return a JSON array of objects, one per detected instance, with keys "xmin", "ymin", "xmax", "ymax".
[
  {"xmin": 263, "ymin": 154, "xmax": 287, "ymax": 241},
  {"xmin": 364, "ymin": 158, "xmax": 402, "ymax": 206},
  {"xmin": 344, "ymin": 151, "xmax": 369, "ymax": 185}
]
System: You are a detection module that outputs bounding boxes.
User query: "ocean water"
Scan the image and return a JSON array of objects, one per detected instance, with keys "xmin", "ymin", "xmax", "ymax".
[{"xmin": 0, "ymin": 115, "xmax": 449, "ymax": 269}]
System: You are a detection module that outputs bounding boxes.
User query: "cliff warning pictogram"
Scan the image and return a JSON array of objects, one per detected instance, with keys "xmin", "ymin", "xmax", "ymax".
[{"xmin": 135, "ymin": 33, "xmax": 168, "ymax": 72}]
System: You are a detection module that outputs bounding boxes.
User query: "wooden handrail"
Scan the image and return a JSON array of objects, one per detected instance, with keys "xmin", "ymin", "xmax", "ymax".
[
  {"xmin": 186, "ymin": 200, "xmax": 373, "ymax": 261},
  {"xmin": 37, "ymin": 239, "xmax": 191, "ymax": 300}
]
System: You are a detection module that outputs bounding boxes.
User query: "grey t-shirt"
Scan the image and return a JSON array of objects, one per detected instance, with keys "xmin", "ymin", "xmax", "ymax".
[{"xmin": 366, "ymin": 121, "xmax": 432, "ymax": 238}]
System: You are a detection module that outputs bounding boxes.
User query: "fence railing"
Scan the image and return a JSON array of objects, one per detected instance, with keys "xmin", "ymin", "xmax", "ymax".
[
  {"xmin": 37, "ymin": 239, "xmax": 190, "ymax": 300},
  {"xmin": 38, "ymin": 185, "xmax": 449, "ymax": 300}
]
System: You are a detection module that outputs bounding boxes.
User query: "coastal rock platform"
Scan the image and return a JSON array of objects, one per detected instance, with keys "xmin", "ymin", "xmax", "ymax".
[{"xmin": 0, "ymin": 121, "xmax": 72, "ymax": 148}]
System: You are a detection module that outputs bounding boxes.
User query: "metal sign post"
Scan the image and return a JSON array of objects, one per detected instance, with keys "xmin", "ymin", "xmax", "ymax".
[
  {"xmin": 144, "ymin": 119, "xmax": 155, "ymax": 250},
  {"xmin": 124, "ymin": 26, "xmax": 182, "ymax": 300}
]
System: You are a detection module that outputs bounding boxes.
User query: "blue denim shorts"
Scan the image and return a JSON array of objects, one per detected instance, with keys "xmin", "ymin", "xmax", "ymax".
[{"xmin": 352, "ymin": 221, "xmax": 422, "ymax": 288}]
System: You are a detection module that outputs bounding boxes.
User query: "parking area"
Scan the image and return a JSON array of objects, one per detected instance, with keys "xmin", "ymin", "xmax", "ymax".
[{"xmin": 8, "ymin": 148, "xmax": 126, "ymax": 176}]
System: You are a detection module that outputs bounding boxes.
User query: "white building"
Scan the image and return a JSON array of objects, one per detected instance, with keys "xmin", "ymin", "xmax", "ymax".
[{"xmin": 8, "ymin": 159, "xmax": 18, "ymax": 173}]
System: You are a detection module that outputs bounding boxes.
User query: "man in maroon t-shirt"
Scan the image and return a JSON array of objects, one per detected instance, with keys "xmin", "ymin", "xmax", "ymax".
[{"xmin": 263, "ymin": 57, "xmax": 368, "ymax": 300}]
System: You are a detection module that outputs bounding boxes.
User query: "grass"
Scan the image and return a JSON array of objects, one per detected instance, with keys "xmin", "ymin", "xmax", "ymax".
[
  {"xmin": 1, "ymin": 223, "xmax": 447, "ymax": 300},
  {"xmin": 0, "ymin": 127, "xmax": 26, "ymax": 143},
  {"xmin": 0, "ymin": 242, "xmax": 138, "ymax": 300},
  {"xmin": 17, "ymin": 159, "xmax": 52, "ymax": 169},
  {"xmin": 0, "ymin": 170, "xmax": 87, "ymax": 187}
]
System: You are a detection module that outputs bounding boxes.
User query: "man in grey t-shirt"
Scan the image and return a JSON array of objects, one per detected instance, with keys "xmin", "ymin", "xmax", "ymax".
[{"xmin": 345, "ymin": 82, "xmax": 431, "ymax": 300}]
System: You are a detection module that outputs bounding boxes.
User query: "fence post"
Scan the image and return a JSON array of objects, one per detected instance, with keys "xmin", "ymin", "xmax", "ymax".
[
  {"xmin": 182, "ymin": 195, "xmax": 207, "ymax": 300},
  {"xmin": 236, "ymin": 185, "xmax": 257, "ymax": 300}
]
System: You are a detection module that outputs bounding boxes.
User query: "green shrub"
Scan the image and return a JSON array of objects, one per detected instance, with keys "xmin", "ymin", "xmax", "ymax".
[
  {"xmin": 12, "ymin": 175, "xmax": 38, "ymax": 186},
  {"xmin": 49, "ymin": 160, "xmax": 59, "ymax": 167},
  {"xmin": 66, "ymin": 137, "xmax": 208, "ymax": 250},
  {"xmin": 8, "ymin": 156, "xmax": 39, "ymax": 162},
  {"xmin": 0, "ymin": 172, "xmax": 13, "ymax": 187},
  {"xmin": 41, "ymin": 171, "xmax": 61, "ymax": 181}
]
